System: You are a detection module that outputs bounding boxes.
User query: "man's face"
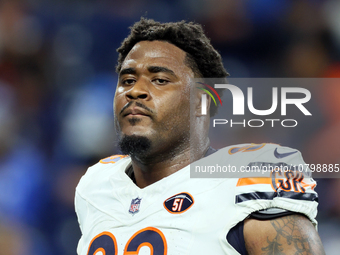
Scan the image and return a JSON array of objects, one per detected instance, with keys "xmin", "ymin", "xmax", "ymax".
[{"xmin": 114, "ymin": 40, "xmax": 195, "ymax": 157}]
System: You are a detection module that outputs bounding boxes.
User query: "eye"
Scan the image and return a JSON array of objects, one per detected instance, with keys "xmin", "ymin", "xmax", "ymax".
[
  {"xmin": 153, "ymin": 78, "xmax": 169, "ymax": 85},
  {"xmin": 121, "ymin": 78, "xmax": 136, "ymax": 85}
]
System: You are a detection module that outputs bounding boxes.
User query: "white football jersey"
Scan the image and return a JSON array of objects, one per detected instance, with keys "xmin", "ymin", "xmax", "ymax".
[{"xmin": 75, "ymin": 143, "xmax": 318, "ymax": 255}]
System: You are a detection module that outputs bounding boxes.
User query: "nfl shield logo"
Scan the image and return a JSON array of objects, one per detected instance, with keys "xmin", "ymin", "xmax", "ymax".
[{"xmin": 129, "ymin": 197, "xmax": 142, "ymax": 215}]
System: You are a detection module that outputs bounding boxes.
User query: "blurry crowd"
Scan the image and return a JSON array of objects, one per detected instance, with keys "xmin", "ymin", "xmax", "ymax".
[{"xmin": 0, "ymin": 0, "xmax": 339, "ymax": 254}]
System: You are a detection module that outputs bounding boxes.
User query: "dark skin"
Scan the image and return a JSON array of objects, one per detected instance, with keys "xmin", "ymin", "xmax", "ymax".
[
  {"xmin": 114, "ymin": 40, "xmax": 209, "ymax": 188},
  {"xmin": 244, "ymin": 214, "xmax": 325, "ymax": 255},
  {"xmin": 114, "ymin": 40, "xmax": 325, "ymax": 254}
]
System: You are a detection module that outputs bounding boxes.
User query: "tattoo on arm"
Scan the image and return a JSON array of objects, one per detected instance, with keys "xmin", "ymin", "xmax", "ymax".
[{"xmin": 261, "ymin": 215, "xmax": 322, "ymax": 255}]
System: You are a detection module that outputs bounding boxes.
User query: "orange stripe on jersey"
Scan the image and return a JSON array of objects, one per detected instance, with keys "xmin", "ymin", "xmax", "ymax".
[
  {"xmin": 307, "ymin": 182, "xmax": 316, "ymax": 190},
  {"xmin": 228, "ymin": 143, "xmax": 266, "ymax": 155},
  {"xmin": 100, "ymin": 155, "xmax": 128, "ymax": 164},
  {"xmin": 237, "ymin": 177, "xmax": 272, "ymax": 186}
]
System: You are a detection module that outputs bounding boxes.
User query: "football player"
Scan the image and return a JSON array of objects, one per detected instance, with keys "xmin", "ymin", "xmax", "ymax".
[{"xmin": 75, "ymin": 18, "xmax": 325, "ymax": 255}]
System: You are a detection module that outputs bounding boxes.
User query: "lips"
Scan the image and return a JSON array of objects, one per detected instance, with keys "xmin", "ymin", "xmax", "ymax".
[{"xmin": 122, "ymin": 107, "xmax": 150, "ymax": 117}]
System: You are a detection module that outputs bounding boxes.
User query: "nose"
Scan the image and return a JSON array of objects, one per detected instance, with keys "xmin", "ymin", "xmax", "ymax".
[{"xmin": 125, "ymin": 79, "xmax": 150, "ymax": 101}]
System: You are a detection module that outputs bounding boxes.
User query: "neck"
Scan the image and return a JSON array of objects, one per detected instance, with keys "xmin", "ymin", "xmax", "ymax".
[{"xmin": 131, "ymin": 139, "xmax": 210, "ymax": 188}]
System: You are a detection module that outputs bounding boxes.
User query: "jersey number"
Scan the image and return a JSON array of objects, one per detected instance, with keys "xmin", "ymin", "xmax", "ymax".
[
  {"xmin": 271, "ymin": 170, "xmax": 306, "ymax": 193},
  {"xmin": 87, "ymin": 227, "xmax": 167, "ymax": 255},
  {"xmin": 172, "ymin": 198, "xmax": 184, "ymax": 212}
]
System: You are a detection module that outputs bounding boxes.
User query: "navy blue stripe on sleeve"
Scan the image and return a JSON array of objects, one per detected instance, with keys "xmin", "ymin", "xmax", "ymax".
[{"xmin": 235, "ymin": 191, "xmax": 318, "ymax": 204}]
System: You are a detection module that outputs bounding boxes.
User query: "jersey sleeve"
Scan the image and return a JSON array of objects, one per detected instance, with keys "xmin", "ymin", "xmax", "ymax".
[{"xmin": 233, "ymin": 144, "xmax": 318, "ymax": 226}]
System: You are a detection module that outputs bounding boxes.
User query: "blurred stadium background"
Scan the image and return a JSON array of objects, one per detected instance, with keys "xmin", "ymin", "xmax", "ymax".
[{"xmin": 0, "ymin": 0, "xmax": 339, "ymax": 254}]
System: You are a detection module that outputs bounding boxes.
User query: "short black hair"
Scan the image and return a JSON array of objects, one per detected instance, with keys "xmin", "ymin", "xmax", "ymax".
[{"xmin": 116, "ymin": 18, "xmax": 229, "ymax": 116}]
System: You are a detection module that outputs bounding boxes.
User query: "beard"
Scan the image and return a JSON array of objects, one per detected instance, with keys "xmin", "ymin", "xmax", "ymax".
[{"xmin": 118, "ymin": 134, "xmax": 152, "ymax": 158}]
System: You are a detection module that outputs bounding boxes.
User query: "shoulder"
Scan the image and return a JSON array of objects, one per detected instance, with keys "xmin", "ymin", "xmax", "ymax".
[
  {"xmin": 76, "ymin": 154, "xmax": 130, "ymax": 192},
  {"xmin": 223, "ymin": 142, "xmax": 303, "ymax": 163},
  {"xmin": 214, "ymin": 143, "xmax": 311, "ymax": 176},
  {"xmin": 74, "ymin": 155, "xmax": 130, "ymax": 235},
  {"xmin": 215, "ymin": 143, "xmax": 318, "ymax": 225},
  {"xmin": 87, "ymin": 154, "xmax": 129, "ymax": 176},
  {"xmin": 198, "ymin": 143, "xmax": 308, "ymax": 177}
]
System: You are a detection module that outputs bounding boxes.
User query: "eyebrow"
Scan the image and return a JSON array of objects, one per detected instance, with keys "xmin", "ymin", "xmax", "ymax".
[
  {"xmin": 148, "ymin": 66, "xmax": 176, "ymax": 77},
  {"xmin": 119, "ymin": 67, "xmax": 136, "ymax": 76},
  {"xmin": 119, "ymin": 66, "xmax": 177, "ymax": 78}
]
